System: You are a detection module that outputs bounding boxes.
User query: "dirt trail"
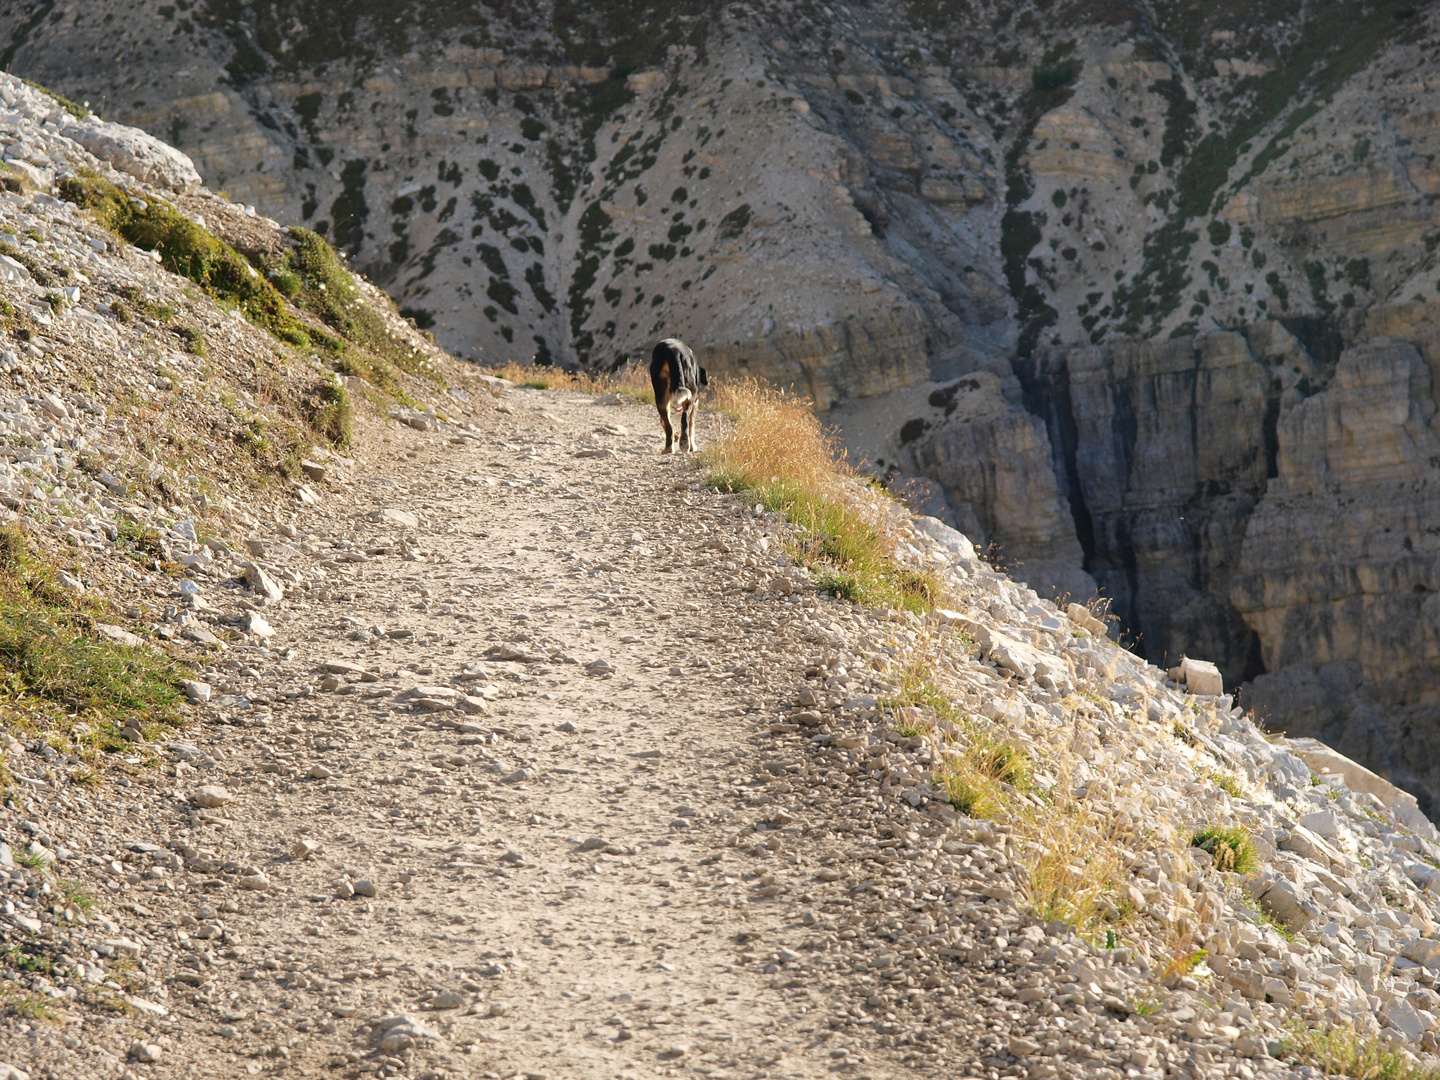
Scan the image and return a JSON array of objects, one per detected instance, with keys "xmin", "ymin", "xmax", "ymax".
[
  {"xmin": 0, "ymin": 387, "xmax": 922, "ymax": 1080},
  {"xmin": 1, "ymin": 384, "xmax": 1318, "ymax": 1080}
]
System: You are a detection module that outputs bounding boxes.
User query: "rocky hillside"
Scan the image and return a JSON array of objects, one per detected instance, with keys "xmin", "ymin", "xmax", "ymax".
[
  {"xmin": 10, "ymin": 1, "xmax": 1440, "ymax": 812},
  {"xmin": 0, "ymin": 66, "xmax": 490, "ymax": 729},
  {"xmin": 6, "ymin": 67, "xmax": 1440, "ymax": 1078}
]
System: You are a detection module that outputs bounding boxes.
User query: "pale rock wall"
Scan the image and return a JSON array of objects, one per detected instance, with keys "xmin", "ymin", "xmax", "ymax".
[
  {"xmin": 123, "ymin": 90, "xmax": 289, "ymax": 208},
  {"xmin": 1231, "ymin": 339, "xmax": 1440, "ymax": 807},
  {"xmin": 700, "ymin": 307, "xmax": 937, "ymax": 409},
  {"xmin": 2, "ymin": 9, "xmax": 1001, "ymax": 393},
  {"xmin": 1004, "ymin": 325, "xmax": 1440, "ymax": 814},
  {"xmin": 898, "ymin": 372, "xmax": 1098, "ymax": 602}
]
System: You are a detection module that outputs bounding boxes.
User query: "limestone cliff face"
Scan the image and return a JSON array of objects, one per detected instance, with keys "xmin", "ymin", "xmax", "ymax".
[
  {"xmin": 1040, "ymin": 330, "xmax": 1276, "ymax": 678},
  {"xmin": 1009, "ymin": 317, "xmax": 1440, "ymax": 813},
  {"xmin": 1232, "ymin": 335, "xmax": 1440, "ymax": 806},
  {"xmin": 13, "ymin": 1, "xmax": 1440, "ymax": 807},
  {"xmin": 0, "ymin": 2, "xmax": 1000, "ymax": 409},
  {"xmin": 891, "ymin": 371, "xmax": 1098, "ymax": 603}
]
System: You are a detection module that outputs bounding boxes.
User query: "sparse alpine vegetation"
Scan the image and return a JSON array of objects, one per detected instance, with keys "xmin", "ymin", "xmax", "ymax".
[
  {"xmin": 57, "ymin": 171, "xmax": 315, "ymax": 349},
  {"xmin": 0, "ymin": 526, "xmax": 185, "ymax": 755},
  {"xmin": 1191, "ymin": 824, "xmax": 1257, "ymax": 874},
  {"xmin": 57, "ymin": 173, "xmax": 442, "ymax": 412},
  {"xmin": 704, "ymin": 379, "xmax": 939, "ymax": 614}
]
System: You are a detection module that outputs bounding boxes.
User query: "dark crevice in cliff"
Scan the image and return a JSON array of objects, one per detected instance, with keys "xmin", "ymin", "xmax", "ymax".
[
  {"xmin": 1237, "ymin": 621, "xmax": 1267, "ymax": 689},
  {"xmin": 1014, "ymin": 353, "xmax": 1099, "ymax": 576},
  {"xmin": 1262, "ymin": 374, "xmax": 1281, "ymax": 481},
  {"xmin": 0, "ymin": 0, "xmax": 54, "ymax": 74},
  {"xmin": 1018, "ymin": 338, "xmax": 1287, "ymax": 682},
  {"xmin": 1102, "ymin": 381, "xmax": 1143, "ymax": 637},
  {"xmin": 1280, "ymin": 315, "xmax": 1344, "ymax": 374}
]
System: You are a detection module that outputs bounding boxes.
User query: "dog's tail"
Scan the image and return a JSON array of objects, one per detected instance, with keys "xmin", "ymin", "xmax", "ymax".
[{"xmin": 669, "ymin": 387, "xmax": 693, "ymax": 411}]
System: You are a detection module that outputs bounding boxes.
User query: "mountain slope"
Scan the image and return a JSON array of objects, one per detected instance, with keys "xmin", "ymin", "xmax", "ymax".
[
  {"xmin": 13, "ymin": 1, "xmax": 1440, "ymax": 812},
  {"xmin": 3, "ymin": 70, "xmax": 1440, "ymax": 1076}
]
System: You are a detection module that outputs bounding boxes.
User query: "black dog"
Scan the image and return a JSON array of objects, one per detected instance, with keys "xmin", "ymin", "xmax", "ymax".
[{"xmin": 649, "ymin": 338, "xmax": 707, "ymax": 453}]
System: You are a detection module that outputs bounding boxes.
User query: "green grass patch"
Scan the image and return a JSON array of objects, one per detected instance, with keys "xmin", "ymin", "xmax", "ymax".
[
  {"xmin": 57, "ymin": 878, "xmax": 97, "ymax": 914},
  {"xmin": 1129, "ymin": 989, "xmax": 1163, "ymax": 1017},
  {"xmin": 39, "ymin": 204, "xmax": 360, "ymax": 463},
  {"xmin": 284, "ymin": 227, "xmax": 438, "ymax": 385},
  {"xmin": 973, "ymin": 737, "xmax": 1029, "ymax": 786},
  {"xmin": 112, "ymin": 517, "xmax": 168, "ymax": 564},
  {"xmin": 1207, "ymin": 772, "xmax": 1246, "ymax": 799},
  {"xmin": 938, "ymin": 737, "xmax": 1031, "ymax": 819},
  {"xmin": 93, "ymin": 993, "xmax": 135, "ymax": 1016},
  {"xmin": 3, "ymin": 942, "xmax": 52, "ymax": 976},
  {"xmin": 0, "ymin": 983, "xmax": 54, "ymax": 1021},
  {"xmin": 940, "ymin": 755, "xmax": 1006, "ymax": 820},
  {"xmin": 0, "ymin": 241, "xmax": 58, "ymax": 288},
  {"xmin": 710, "ymin": 473, "xmax": 938, "ymax": 613},
  {"xmin": 1241, "ymin": 891, "xmax": 1297, "ymax": 942},
  {"xmin": 885, "ymin": 677, "xmax": 958, "ymax": 723},
  {"xmin": 57, "ymin": 172, "xmax": 313, "ymax": 348},
  {"xmin": 879, "ymin": 649, "xmax": 972, "ymax": 734},
  {"xmin": 1191, "ymin": 824, "xmax": 1257, "ymax": 874},
  {"xmin": 117, "ymin": 286, "xmax": 174, "ymax": 323},
  {"xmin": 890, "ymin": 713, "xmax": 930, "ymax": 739},
  {"xmin": 0, "ymin": 164, "xmax": 26, "ymax": 194},
  {"xmin": 0, "ymin": 527, "xmax": 185, "ymax": 744},
  {"xmin": 174, "ymin": 324, "xmax": 206, "ymax": 356}
]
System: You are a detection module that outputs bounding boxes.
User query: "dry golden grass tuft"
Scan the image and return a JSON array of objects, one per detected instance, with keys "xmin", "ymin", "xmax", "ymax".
[
  {"xmin": 703, "ymin": 379, "xmax": 939, "ymax": 613},
  {"xmin": 882, "ymin": 652, "xmax": 1217, "ymax": 951},
  {"xmin": 1281, "ymin": 1021, "xmax": 1440, "ymax": 1080},
  {"xmin": 937, "ymin": 746, "xmax": 1010, "ymax": 821},
  {"xmin": 872, "ymin": 628, "xmax": 1151, "ymax": 940},
  {"xmin": 1018, "ymin": 785, "xmax": 1132, "ymax": 934},
  {"xmin": 485, "ymin": 360, "xmax": 654, "ymax": 403}
]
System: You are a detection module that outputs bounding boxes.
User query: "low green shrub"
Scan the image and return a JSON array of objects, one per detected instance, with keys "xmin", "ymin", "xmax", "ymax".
[{"xmin": 1191, "ymin": 824, "xmax": 1257, "ymax": 874}]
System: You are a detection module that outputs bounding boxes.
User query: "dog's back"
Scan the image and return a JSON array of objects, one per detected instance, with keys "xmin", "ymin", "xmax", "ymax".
[
  {"xmin": 649, "ymin": 338, "xmax": 707, "ymax": 452},
  {"xmin": 650, "ymin": 338, "xmax": 700, "ymax": 399}
]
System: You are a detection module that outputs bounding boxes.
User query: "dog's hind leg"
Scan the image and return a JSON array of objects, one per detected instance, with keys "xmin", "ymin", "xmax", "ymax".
[
  {"xmin": 678, "ymin": 403, "xmax": 693, "ymax": 452},
  {"xmin": 654, "ymin": 395, "xmax": 675, "ymax": 454}
]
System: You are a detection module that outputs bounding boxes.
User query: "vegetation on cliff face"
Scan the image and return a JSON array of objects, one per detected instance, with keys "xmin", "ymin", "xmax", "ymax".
[
  {"xmin": 1000, "ymin": 41, "xmax": 1080, "ymax": 358},
  {"xmin": 1107, "ymin": 0, "xmax": 1427, "ymax": 341},
  {"xmin": 194, "ymin": 0, "xmax": 718, "ymax": 82}
]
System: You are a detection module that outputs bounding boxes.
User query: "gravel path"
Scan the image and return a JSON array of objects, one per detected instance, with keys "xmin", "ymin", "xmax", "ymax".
[
  {"xmin": 0, "ymin": 67, "xmax": 1429, "ymax": 1080},
  {"xmin": 0, "ymin": 388, "xmax": 922, "ymax": 1080},
  {"xmin": 0, "ymin": 387, "xmax": 1333, "ymax": 1080}
]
